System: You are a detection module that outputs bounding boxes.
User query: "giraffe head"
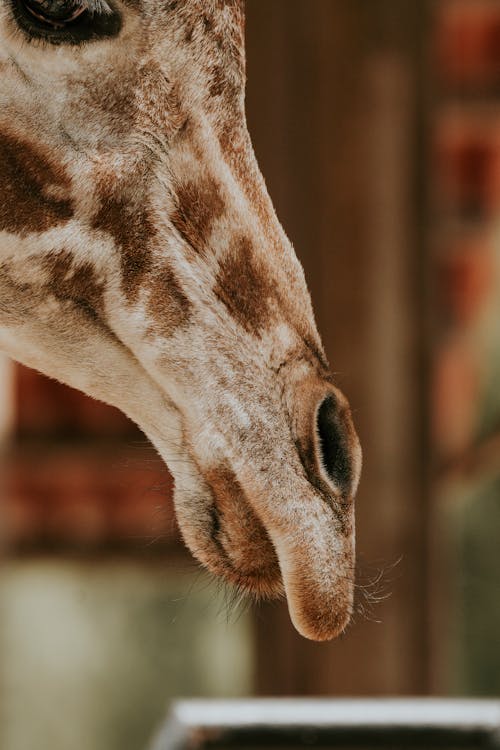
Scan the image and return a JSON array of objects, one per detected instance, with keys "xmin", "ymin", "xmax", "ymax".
[{"xmin": 0, "ymin": 0, "xmax": 362, "ymax": 640}]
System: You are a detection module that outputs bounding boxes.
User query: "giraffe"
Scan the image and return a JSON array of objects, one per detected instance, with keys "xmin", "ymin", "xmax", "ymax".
[{"xmin": 0, "ymin": 0, "xmax": 362, "ymax": 641}]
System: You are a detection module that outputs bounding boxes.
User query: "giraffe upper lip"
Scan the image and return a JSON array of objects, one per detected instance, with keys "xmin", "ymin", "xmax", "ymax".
[{"xmin": 232, "ymin": 463, "xmax": 356, "ymax": 640}]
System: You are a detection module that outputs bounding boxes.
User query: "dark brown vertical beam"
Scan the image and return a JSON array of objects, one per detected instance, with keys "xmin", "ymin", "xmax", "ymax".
[
  {"xmin": 246, "ymin": 0, "xmax": 430, "ymax": 695},
  {"xmin": 0, "ymin": 356, "xmax": 13, "ymax": 556}
]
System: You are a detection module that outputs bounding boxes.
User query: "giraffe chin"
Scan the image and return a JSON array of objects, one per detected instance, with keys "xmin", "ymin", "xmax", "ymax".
[
  {"xmin": 189, "ymin": 545, "xmax": 285, "ymax": 603},
  {"xmin": 172, "ymin": 470, "xmax": 285, "ymax": 602}
]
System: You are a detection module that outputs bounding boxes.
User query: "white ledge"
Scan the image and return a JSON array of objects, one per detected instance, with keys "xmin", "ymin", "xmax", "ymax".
[{"xmin": 150, "ymin": 698, "xmax": 500, "ymax": 750}]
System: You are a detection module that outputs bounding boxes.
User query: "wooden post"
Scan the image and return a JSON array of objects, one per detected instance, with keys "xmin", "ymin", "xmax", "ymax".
[{"xmin": 246, "ymin": 0, "xmax": 431, "ymax": 696}]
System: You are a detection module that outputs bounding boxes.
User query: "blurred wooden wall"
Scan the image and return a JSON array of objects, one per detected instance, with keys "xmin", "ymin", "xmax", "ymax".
[{"xmin": 245, "ymin": 0, "xmax": 431, "ymax": 695}]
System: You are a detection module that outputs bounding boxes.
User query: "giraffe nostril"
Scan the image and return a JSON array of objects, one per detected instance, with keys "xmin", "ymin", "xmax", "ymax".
[{"xmin": 316, "ymin": 395, "xmax": 353, "ymax": 495}]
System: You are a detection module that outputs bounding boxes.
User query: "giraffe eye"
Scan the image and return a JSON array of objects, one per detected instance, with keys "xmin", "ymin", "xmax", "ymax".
[
  {"xmin": 23, "ymin": 0, "xmax": 87, "ymax": 27},
  {"xmin": 12, "ymin": 0, "xmax": 121, "ymax": 42}
]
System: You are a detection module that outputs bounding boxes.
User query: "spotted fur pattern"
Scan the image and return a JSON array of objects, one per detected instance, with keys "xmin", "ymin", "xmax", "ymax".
[{"xmin": 0, "ymin": 0, "xmax": 361, "ymax": 640}]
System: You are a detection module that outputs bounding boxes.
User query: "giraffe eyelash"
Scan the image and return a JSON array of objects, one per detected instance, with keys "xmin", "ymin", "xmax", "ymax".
[{"xmin": 86, "ymin": 0, "xmax": 112, "ymax": 14}]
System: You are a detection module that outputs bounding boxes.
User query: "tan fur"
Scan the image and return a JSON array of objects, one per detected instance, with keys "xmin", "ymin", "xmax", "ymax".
[{"xmin": 0, "ymin": 0, "xmax": 361, "ymax": 640}]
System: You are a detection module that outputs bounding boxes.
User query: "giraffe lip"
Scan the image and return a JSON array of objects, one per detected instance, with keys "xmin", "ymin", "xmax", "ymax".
[
  {"xmin": 271, "ymin": 520, "xmax": 355, "ymax": 641},
  {"xmin": 209, "ymin": 503, "xmax": 284, "ymax": 599},
  {"xmin": 202, "ymin": 472, "xmax": 356, "ymax": 640},
  {"xmin": 187, "ymin": 526, "xmax": 284, "ymax": 601},
  {"xmin": 234, "ymin": 467, "xmax": 357, "ymax": 641},
  {"xmin": 210, "ymin": 551, "xmax": 285, "ymax": 600}
]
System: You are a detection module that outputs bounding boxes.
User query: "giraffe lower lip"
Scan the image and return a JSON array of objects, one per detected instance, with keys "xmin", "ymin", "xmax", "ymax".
[
  {"xmin": 209, "ymin": 508, "xmax": 283, "ymax": 599},
  {"xmin": 198, "ymin": 537, "xmax": 284, "ymax": 600},
  {"xmin": 218, "ymin": 563, "xmax": 284, "ymax": 600}
]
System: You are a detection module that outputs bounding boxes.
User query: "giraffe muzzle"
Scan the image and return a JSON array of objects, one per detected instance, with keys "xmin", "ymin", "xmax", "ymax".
[
  {"xmin": 171, "ymin": 376, "xmax": 361, "ymax": 641},
  {"xmin": 231, "ymin": 379, "xmax": 362, "ymax": 641}
]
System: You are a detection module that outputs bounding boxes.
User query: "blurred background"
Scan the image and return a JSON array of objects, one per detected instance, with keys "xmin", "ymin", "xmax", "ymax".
[{"xmin": 2, "ymin": 1, "xmax": 500, "ymax": 749}]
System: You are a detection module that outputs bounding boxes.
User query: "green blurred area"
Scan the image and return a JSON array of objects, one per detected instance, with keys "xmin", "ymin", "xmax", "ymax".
[{"xmin": 0, "ymin": 562, "xmax": 253, "ymax": 750}]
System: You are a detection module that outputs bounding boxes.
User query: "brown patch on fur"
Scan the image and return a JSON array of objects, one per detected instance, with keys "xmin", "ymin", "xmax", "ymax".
[
  {"xmin": 0, "ymin": 131, "xmax": 73, "ymax": 235},
  {"xmin": 202, "ymin": 12, "xmax": 214, "ymax": 34},
  {"xmin": 214, "ymin": 235, "xmax": 275, "ymax": 335},
  {"xmin": 206, "ymin": 464, "xmax": 280, "ymax": 580},
  {"xmin": 43, "ymin": 250, "xmax": 105, "ymax": 320},
  {"xmin": 147, "ymin": 266, "xmax": 192, "ymax": 333},
  {"xmin": 171, "ymin": 175, "xmax": 225, "ymax": 255},
  {"xmin": 208, "ymin": 64, "xmax": 239, "ymax": 101},
  {"xmin": 184, "ymin": 22, "xmax": 194, "ymax": 42},
  {"xmin": 92, "ymin": 187, "xmax": 154, "ymax": 301},
  {"xmin": 209, "ymin": 65, "xmax": 227, "ymax": 98}
]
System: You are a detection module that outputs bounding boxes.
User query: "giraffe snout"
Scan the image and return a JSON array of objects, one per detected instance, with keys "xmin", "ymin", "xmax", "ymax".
[
  {"xmin": 172, "ymin": 369, "xmax": 362, "ymax": 641},
  {"xmin": 237, "ymin": 374, "xmax": 362, "ymax": 641}
]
